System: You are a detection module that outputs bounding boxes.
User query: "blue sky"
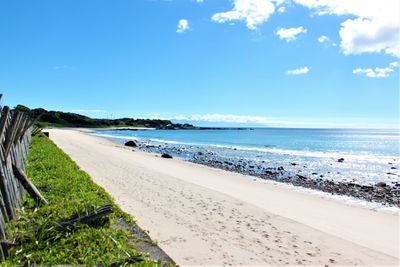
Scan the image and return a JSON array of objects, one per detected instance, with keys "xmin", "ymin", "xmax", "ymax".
[{"xmin": 1, "ymin": 0, "xmax": 399, "ymax": 128}]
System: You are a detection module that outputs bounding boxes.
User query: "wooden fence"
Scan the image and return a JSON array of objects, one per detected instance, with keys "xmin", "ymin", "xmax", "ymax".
[{"xmin": 0, "ymin": 94, "xmax": 46, "ymax": 258}]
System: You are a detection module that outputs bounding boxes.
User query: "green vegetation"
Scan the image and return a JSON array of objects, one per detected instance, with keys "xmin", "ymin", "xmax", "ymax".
[
  {"xmin": 4, "ymin": 135, "xmax": 167, "ymax": 266},
  {"xmin": 14, "ymin": 105, "xmax": 196, "ymax": 129}
]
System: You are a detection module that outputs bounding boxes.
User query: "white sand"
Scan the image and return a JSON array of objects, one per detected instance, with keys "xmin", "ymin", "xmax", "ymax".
[{"xmin": 47, "ymin": 129, "xmax": 399, "ymax": 266}]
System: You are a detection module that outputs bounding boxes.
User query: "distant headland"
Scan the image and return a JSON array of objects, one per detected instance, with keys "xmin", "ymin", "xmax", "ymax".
[{"xmin": 14, "ymin": 105, "xmax": 252, "ymax": 130}]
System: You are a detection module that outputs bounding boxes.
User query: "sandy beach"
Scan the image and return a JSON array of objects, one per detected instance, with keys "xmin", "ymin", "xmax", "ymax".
[{"xmin": 47, "ymin": 128, "xmax": 399, "ymax": 266}]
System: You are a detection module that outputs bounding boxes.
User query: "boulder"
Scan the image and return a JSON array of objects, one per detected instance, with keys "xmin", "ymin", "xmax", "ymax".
[
  {"xmin": 337, "ymin": 158, "xmax": 345, "ymax": 163},
  {"xmin": 376, "ymin": 182, "xmax": 386, "ymax": 187},
  {"xmin": 124, "ymin": 140, "xmax": 138, "ymax": 147},
  {"xmin": 161, "ymin": 153, "xmax": 173, "ymax": 159}
]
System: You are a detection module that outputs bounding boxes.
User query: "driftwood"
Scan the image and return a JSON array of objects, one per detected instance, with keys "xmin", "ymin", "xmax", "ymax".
[
  {"xmin": 12, "ymin": 165, "xmax": 48, "ymax": 205},
  {"xmin": 56, "ymin": 205, "xmax": 113, "ymax": 229}
]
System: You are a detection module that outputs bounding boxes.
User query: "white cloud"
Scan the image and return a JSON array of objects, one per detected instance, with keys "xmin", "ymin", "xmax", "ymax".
[
  {"xmin": 176, "ymin": 19, "xmax": 189, "ymax": 33},
  {"xmin": 278, "ymin": 6, "xmax": 286, "ymax": 13},
  {"xmin": 390, "ymin": 61, "xmax": 399, "ymax": 68},
  {"xmin": 276, "ymin": 26, "xmax": 307, "ymax": 41},
  {"xmin": 172, "ymin": 114, "xmax": 280, "ymax": 124},
  {"xmin": 353, "ymin": 61, "xmax": 399, "ymax": 78},
  {"xmin": 286, "ymin": 66, "xmax": 310, "ymax": 75},
  {"xmin": 352, "ymin": 67, "xmax": 393, "ymax": 78},
  {"xmin": 149, "ymin": 113, "xmax": 303, "ymax": 126},
  {"xmin": 293, "ymin": 0, "xmax": 400, "ymax": 57},
  {"xmin": 196, "ymin": 0, "xmax": 204, "ymax": 3},
  {"xmin": 211, "ymin": 0, "xmax": 275, "ymax": 30},
  {"xmin": 339, "ymin": 18, "xmax": 399, "ymax": 57},
  {"xmin": 318, "ymin": 35, "xmax": 329, "ymax": 43},
  {"xmin": 147, "ymin": 113, "xmax": 397, "ymax": 128},
  {"xmin": 317, "ymin": 35, "xmax": 336, "ymax": 47}
]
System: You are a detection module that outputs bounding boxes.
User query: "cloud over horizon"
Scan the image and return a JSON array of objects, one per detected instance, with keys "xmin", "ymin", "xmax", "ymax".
[{"xmin": 146, "ymin": 113, "xmax": 398, "ymax": 129}]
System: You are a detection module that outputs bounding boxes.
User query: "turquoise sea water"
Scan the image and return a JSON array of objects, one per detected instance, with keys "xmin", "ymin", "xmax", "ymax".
[{"xmin": 94, "ymin": 128, "xmax": 400, "ymax": 185}]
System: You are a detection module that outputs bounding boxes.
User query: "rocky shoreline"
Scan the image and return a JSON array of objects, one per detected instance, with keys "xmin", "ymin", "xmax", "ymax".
[
  {"xmin": 133, "ymin": 141, "xmax": 400, "ymax": 207},
  {"xmin": 192, "ymin": 156, "xmax": 400, "ymax": 207}
]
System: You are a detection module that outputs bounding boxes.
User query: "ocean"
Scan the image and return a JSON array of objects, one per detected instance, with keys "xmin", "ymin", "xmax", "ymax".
[{"xmin": 93, "ymin": 128, "xmax": 400, "ymax": 186}]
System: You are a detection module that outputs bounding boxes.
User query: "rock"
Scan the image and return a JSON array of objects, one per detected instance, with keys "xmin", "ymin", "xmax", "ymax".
[
  {"xmin": 277, "ymin": 166, "xmax": 284, "ymax": 171},
  {"xmin": 290, "ymin": 163, "xmax": 297, "ymax": 166},
  {"xmin": 376, "ymin": 182, "xmax": 386, "ymax": 187},
  {"xmin": 337, "ymin": 158, "xmax": 345, "ymax": 163},
  {"xmin": 124, "ymin": 140, "xmax": 138, "ymax": 147},
  {"xmin": 390, "ymin": 167, "xmax": 397, "ymax": 169},
  {"xmin": 161, "ymin": 153, "xmax": 173, "ymax": 159},
  {"xmin": 361, "ymin": 185, "xmax": 373, "ymax": 191},
  {"xmin": 296, "ymin": 174, "xmax": 307, "ymax": 180}
]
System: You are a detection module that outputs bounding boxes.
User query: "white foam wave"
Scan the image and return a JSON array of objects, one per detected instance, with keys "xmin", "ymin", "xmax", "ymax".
[
  {"xmin": 207, "ymin": 144, "xmax": 398, "ymax": 164},
  {"xmin": 93, "ymin": 133, "xmax": 399, "ymax": 164},
  {"xmin": 91, "ymin": 133, "xmax": 141, "ymax": 141},
  {"xmin": 147, "ymin": 138, "xmax": 191, "ymax": 145}
]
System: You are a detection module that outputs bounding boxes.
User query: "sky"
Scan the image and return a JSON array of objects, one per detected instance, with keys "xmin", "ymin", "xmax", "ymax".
[{"xmin": 0, "ymin": 0, "xmax": 399, "ymax": 128}]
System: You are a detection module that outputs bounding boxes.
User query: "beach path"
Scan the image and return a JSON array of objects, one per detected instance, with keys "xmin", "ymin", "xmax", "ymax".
[{"xmin": 47, "ymin": 129, "xmax": 399, "ymax": 266}]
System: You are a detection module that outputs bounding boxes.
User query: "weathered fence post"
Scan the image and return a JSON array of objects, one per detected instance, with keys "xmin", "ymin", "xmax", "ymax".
[{"xmin": 0, "ymin": 102, "xmax": 47, "ymax": 258}]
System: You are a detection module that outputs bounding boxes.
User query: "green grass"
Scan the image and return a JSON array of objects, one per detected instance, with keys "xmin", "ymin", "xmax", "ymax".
[{"xmin": 3, "ymin": 135, "xmax": 163, "ymax": 266}]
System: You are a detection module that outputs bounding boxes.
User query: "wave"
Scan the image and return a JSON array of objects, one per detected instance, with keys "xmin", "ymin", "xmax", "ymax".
[{"xmin": 92, "ymin": 132, "xmax": 399, "ymax": 164}]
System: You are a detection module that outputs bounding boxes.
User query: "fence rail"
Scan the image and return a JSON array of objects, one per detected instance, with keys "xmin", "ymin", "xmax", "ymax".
[{"xmin": 0, "ymin": 95, "xmax": 43, "ymax": 258}]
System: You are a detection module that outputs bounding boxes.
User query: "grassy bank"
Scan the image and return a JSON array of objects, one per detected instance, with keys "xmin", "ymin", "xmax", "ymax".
[{"xmin": 4, "ymin": 135, "xmax": 170, "ymax": 266}]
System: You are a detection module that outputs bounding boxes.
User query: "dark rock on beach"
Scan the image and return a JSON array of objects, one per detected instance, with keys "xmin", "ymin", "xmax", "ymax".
[
  {"xmin": 124, "ymin": 140, "xmax": 138, "ymax": 147},
  {"xmin": 376, "ymin": 182, "xmax": 386, "ymax": 187},
  {"xmin": 161, "ymin": 153, "xmax": 173, "ymax": 159},
  {"xmin": 337, "ymin": 158, "xmax": 345, "ymax": 163}
]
